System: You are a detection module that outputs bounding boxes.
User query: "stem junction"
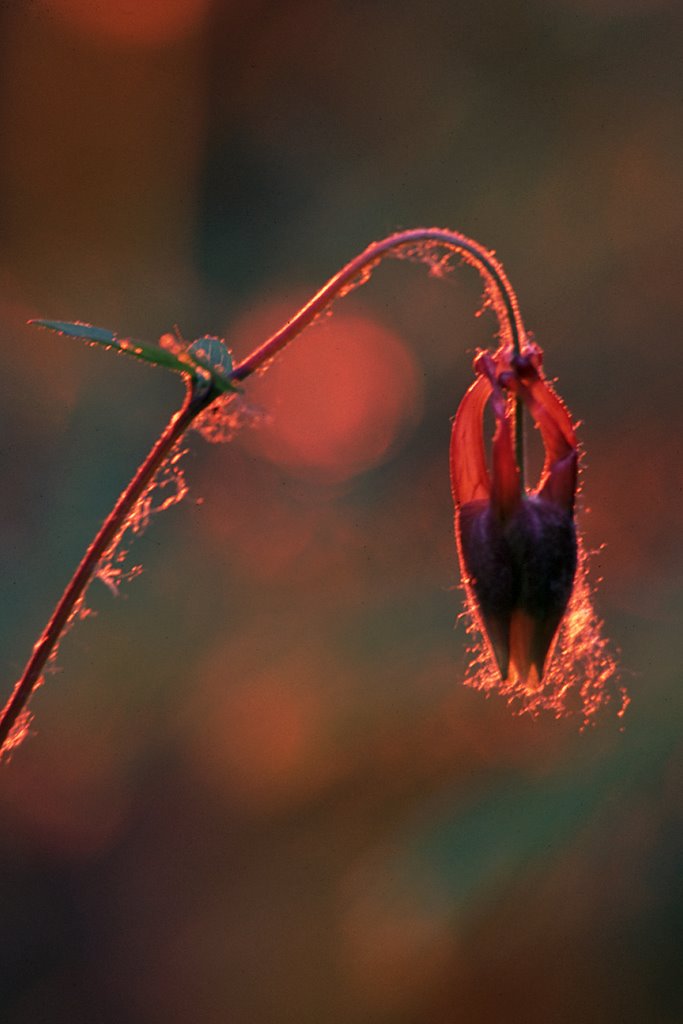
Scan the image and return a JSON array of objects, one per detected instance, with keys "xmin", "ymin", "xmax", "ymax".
[{"xmin": 0, "ymin": 227, "xmax": 526, "ymax": 758}]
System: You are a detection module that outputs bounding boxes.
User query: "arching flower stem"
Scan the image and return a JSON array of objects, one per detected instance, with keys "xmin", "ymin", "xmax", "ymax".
[
  {"xmin": 0, "ymin": 227, "xmax": 527, "ymax": 758},
  {"xmin": 229, "ymin": 228, "xmax": 527, "ymax": 477},
  {"xmin": 231, "ymin": 228, "xmax": 524, "ymax": 379},
  {"xmin": 229, "ymin": 229, "xmax": 528, "ymax": 487}
]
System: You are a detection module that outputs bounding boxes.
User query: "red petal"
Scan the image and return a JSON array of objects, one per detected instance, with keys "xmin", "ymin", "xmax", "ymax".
[
  {"xmin": 450, "ymin": 352, "xmax": 522, "ymax": 518},
  {"xmin": 449, "ymin": 374, "xmax": 491, "ymax": 506},
  {"xmin": 478, "ymin": 350, "xmax": 521, "ymax": 519},
  {"xmin": 489, "ymin": 387, "xmax": 521, "ymax": 521},
  {"xmin": 512, "ymin": 357, "xmax": 578, "ymax": 512}
]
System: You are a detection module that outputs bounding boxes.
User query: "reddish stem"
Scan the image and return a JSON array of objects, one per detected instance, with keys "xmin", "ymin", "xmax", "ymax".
[
  {"xmin": 231, "ymin": 227, "xmax": 524, "ymax": 381},
  {"xmin": 230, "ymin": 228, "xmax": 526, "ymax": 474},
  {"xmin": 1, "ymin": 227, "xmax": 524, "ymax": 758},
  {"xmin": 0, "ymin": 381, "xmax": 212, "ymax": 756}
]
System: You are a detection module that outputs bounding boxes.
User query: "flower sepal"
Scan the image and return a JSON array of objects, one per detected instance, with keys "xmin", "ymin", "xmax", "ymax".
[{"xmin": 451, "ymin": 340, "xmax": 578, "ymax": 691}]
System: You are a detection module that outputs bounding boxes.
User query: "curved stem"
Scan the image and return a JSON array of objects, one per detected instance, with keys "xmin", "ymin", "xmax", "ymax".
[
  {"xmin": 231, "ymin": 228, "xmax": 525, "ymax": 380},
  {"xmin": 0, "ymin": 381, "xmax": 212, "ymax": 757},
  {"xmin": 2, "ymin": 228, "xmax": 527, "ymax": 758},
  {"xmin": 230, "ymin": 227, "xmax": 526, "ymax": 477}
]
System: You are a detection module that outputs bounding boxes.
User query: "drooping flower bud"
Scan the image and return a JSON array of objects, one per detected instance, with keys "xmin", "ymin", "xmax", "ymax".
[{"xmin": 450, "ymin": 342, "xmax": 578, "ymax": 690}]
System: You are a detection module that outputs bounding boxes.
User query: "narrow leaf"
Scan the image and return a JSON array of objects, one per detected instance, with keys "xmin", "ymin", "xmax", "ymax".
[{"xmin": 29, "ymin": 319, "xmax": 240, "ymax": 393}]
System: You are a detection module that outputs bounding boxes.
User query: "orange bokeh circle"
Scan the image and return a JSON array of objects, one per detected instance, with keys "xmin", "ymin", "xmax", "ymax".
[
  {"xmin": 233, "ymin": 300, "xmax": 422, "ymax": 482},
  {"xmin": 40, "ymin": 0, "xmax": 210, "ymax": 47}
]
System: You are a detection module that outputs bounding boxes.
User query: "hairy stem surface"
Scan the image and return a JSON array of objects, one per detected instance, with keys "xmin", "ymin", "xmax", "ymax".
[
  {"xmin": 0, "ymin": 382, "xmax": 212, "ymax": 755},
  {"xmin": 231, "ymin": 227, "xmax": 524, "ymax": 379},
  {"xmin": 229, "ymin": 228, "xmax": 526, "ymax": 478},
  {"xmin": 1, "ymin": 227, "xmax": 525, "ymax": 758}
]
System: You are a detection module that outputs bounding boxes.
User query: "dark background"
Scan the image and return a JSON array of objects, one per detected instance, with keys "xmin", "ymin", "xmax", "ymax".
[{"xmin": 0, "ymin": 1, "xmax": 682, "ymax": 1021}]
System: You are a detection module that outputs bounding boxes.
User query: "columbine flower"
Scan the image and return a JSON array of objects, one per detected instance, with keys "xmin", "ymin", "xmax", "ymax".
[{"xmin": 450, "ymin": 340, "xmax": 578, "ymax": 692}]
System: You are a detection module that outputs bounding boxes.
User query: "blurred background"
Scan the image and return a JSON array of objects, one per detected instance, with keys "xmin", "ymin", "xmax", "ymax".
[{"xmin": 0, "ymin": 1, "xmax": 682, "ymax": 1021}]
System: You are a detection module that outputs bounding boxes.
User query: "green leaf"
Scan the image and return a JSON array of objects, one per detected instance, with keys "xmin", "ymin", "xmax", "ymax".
[{"xmin": 29, "ymin": 320, "xmax": 239, "ymax": 393}]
